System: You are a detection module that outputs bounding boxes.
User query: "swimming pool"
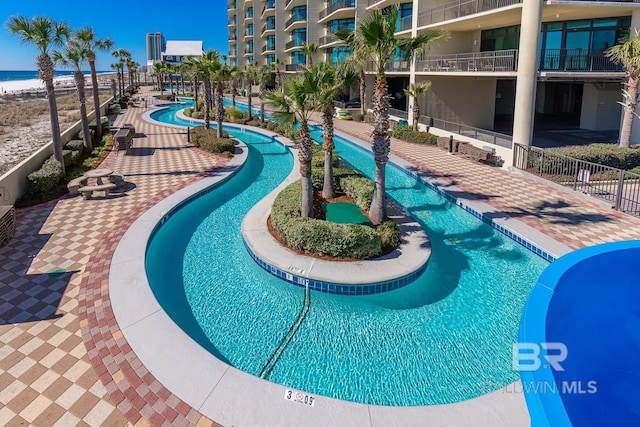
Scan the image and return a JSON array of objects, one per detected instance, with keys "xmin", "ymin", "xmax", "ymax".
[
  {"xmin": 145, "ymin": 100, "xmax": 549, "ymax": 406},
  {"xmin": 519, "ymin": 240, "xmax": 640, "ymax": 426}
]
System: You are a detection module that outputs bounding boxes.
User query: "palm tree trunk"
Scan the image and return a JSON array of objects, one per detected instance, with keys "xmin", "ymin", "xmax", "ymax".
[
  {"xmin": 247, "ymin": 82, "xmax": 253, "ymax": 121},
  {"xmin": 299, "ymin": 121, "xmax": 313, "ymax": 218},
  {"xmin": 413, "ymin": 99, "xmax": 419, "ymax": 131},
  {"xmin": 194, "ymin": 77, "xmax": 199, "ymax": 111},
  {"xmin": 322, "ymin": 104, "xmax": 335, "ymax": 199},
  {"xmin": 74, "ymin": 71, "xmax": 92, "ymax": 152},
  {"xmin": 620, "ymin": 76, "xmax": 638, "ymax": 148},
  {"xmin": 39, "ymin": 53, "xmax": 65, "ymax": 176},
  {"xmin": 216, "ymin": 80, "xmax": 225, "ymax": 138},
  {"xmin": 88, "ymin": 60, "xmax": 102, "ymax": 142},
  {"xmin": 259, "ymin": 82, "xmax": 265, "ymax": 124},
  {"xmin": 204, "ymin": 78, "xmax": 212, "ymax": 129},
  {"xmin": 360, "ymin": 69, "xmax": 366, "ymax": 116},
  {"xmin": 275, "ymin": 69, "xmax": 282, "ymax": 92},
  {"xmin": 231, "ymin": 79, "xmax": 237, "ymax": 107},
  {"xmin": 369, "ymin": 74, "xmax": 390, "ymax": 224}
]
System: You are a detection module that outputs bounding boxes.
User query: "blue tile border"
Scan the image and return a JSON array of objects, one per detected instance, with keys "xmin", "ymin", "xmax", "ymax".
[{"xmin": 243, "ymin": 240, "xmax": 429, "ymax": 296}]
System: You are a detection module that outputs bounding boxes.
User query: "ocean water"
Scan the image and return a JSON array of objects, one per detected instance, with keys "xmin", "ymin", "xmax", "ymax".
[{"xmin": 0, "ymin": 70, "xmax": 110, "ymax": 83}]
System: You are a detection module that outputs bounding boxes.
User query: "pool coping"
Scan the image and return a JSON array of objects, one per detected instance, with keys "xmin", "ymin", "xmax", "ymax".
[
  {"xmin": 518, "ymin": 240, "xmax": 640, "ymax": 427},
  {"xmin": 108, "ymin": 116, "xmax": 575, "ymax": 425}
]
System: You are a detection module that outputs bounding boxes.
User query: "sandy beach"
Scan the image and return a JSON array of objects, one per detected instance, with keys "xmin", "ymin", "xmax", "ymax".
[{"xmin": 0, "ymin": 72, "xmax": 117, "ymax": 95}]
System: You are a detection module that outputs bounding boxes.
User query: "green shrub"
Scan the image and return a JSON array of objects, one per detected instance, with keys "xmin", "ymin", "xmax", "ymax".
[
  {"xmin": 271, "ymin": 181, "xmax": 382, "ymax": 258},
  {"xmin": 191, "ymin": 110, "xmax": 204, "ymax": 119},
  {"xmin": 378, "ymin": 220, "xmax": 400, "ymax": 249},
  {"xmin": 184, "ymin": 107, "xmax": 193, "ymax": 117},
  {"xmin": 311, "ymin": 144, "xmax": 339, "ymax": 168},
  {"xmin": 65, "ymin": 139, "xmax": 85, "ymax": 152},
  {"xmin": 225, "ymin": 107, "xmax": 247, "ymax": 123},
  {"xmin": 311, "ymin": 167, "xmax": 361, "ymax": 190},
  {"xmin": 26, "ymin": 157, "xmax": 62, "ymax": 199},
  {"xmin": 629, "ymin": 166, "xmax": 640, "ymax": 175},
  {"xmin": 190, "ymin": 126, "xmax": 234, "ymax": 154},
  {"xmin": 352, "ymin": 113, "xmax": 364, "ymax": 122},
  {"xmin": 547, "ymin": 143, "xmax": 640, "ymax": 170},
  {"xmin": 340, "ymin": 175, "xmax": 374, "ymax": 211},
  {"xmin": 391, "ymin": 123, "xmax": 411, "ymax": 138}
]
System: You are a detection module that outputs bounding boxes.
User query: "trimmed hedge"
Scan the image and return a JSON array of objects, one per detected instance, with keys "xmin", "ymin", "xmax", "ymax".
[
  {"xmin": 225, "ymin": 107, "xmax": 247, "ymax": 123},
  {"xmin": 391, "ymin": 124, "xmax": 438, "ymax": 145},
  {"xmin": 546, "ymin": 143, "xmax": 640, "ymax": 170},
  {"xmin": 378, "ymin": 220, "xmax": 401, "ymax": 248},
  {"xmin": 65, "ymin": 139, "xmax": 85, "ymax": 152},
  {"xmin": 271, "ymin": 180, "xmax": 382, "ymax": 258},
  {"xmin": 190, "ymin": 126, "xmax": 234, "ymax": 155},
  {"xmin": 311, "ymin": 144, "xmax": 339, "ymax": 168},
  {"xmin": 340, "ymin": 175, "xmax": 374, "ymax": 211},
  {"xmin": 311, "ymin": 167, "xmax": 361, "ymax": 190},
  {"xmin": 26, "ymin": 156, "xmax": 62, "ymax": 199}
]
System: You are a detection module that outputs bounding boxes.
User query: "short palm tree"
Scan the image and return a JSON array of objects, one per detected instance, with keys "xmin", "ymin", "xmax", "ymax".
[
  {"xmin": 245, "ymin": 64, "xmax": 256, "ymax": 121},
  {"xmin": 265, "ymin": 68, "xmax": 324, "ymax": 218},
  {"xmin": 153, "ymin": 61, "xmax": 165, "ymax": 95},
  {"xmin": 193, "ymin": 51, "xmax": 219, "ymax": 129},
  {"xmin": 112, "ymin": 48, "xmax": 130, "ymax": 96},
  {"xmin": 255, "ymin": 65, "xmax": 271, "ymax": 123},
  {"xmin": 230, "ymin": 68, "xmax": 242, "ymax": 108},
  {"xmin": 301, "ymin": 43, "xmax": 318, "ymax": 66},
  {"xmin": 316, "ymin": 63, "xmax": 341, "ymax": 199},
  {"xmin": 335, "ymin": 28, "xmax": 372, "ymax": 116},
  {"xmin": 403, "ymin": 81, "xmax": 432, "ymax": 131},
  {"xmin": 342, "ymin": 7, "xmax": 445, "ymax": 224},
  {"xmin": 6, "ymin": 16, "xmax": 70, "ymax": 175},
  {"xmin": 270, "ymin": 58, "xmax": 283, "ymax": 92},
  {"xmin": 606, "ymin": 28, "xmax": 640, "ymax": 148},
  {"xmin": 213, "ymin": 62, "xmax": 232, "ymax": 138},
  {"xmin": 166, "ymin": 62, "xmax": 176, "ymax": 97},
  {"xmin": 75, "ymin": 27, "xmax": 113, "ymax": 142},
  {"xmin": 53, "ymin": 41, "xmax": 93, "ymax": 152}
]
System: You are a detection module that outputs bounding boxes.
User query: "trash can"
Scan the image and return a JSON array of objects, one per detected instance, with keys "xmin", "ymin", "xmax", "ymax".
[{"xmin": 398, "ymin": 119, "xmax": 408, "ymax": 126}]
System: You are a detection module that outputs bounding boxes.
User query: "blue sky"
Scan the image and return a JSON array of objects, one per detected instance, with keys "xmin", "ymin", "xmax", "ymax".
[{"xmin": 0, "ymin": 0, "xmax": 229, "ymax": 71}]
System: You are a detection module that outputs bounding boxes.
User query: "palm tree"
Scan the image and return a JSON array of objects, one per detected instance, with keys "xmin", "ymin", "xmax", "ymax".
[
  {"xmin": 112, "ymin": 48, "xmax": 130, "ymax": 96},
  {"xmin": 245, "ymin": 64, "xmax": 256, "ymax": 121},
  {"xmin": 341, "ymin": 7, "xmax": 445, "ymax": 224},
  {"xmin": 213, "ymin": 61, "xmax": 232, "ymax": 138},
  {"xmin": 301, "ymin": 43, "xmax": 318, "ymax": 66},
  {"xmin": 6, "ymin": 16, "xmax": 70, "ymax": 175},
  {"xmin": 153, "ymin": 61, "xmax": 165, "ymax": 95},
  {"xmin": 230, "ymin": 68, "xmax": 242, "ymax": 108},
  {"xmin": 265, "ymin": 67, "xmax": 324, "ymax": 218},
  {"xmin": 335, "ymin": 28, "xmax": 371, "ymax": 117},
  {"xmin": 316, "ymin": 63, "xmax": 341, "ymax": 199},
  {"xmin": 53, "ymin": 40, "xmax": 92, "ymax": 152},
  {"xmin": 192, "ymin": 51, "xmax": 219, "ymax": 129},
  {"xmin": 166, "ymin": 62, "xmax": 176, "ymax": 97},
  {"xmin": 403, "ymin": 81, "xmax": 432, "ymax": 131},
  {"xmin": 270, "ymin": 58, "xmax": 283, "ymax": 92},
  {"xmin": 255, "ymin": 65, "xmax": 271, "ymax": 124},
  {"xmin": 75, "ymin": 27, "xmax": 113, "ymax": 142},
  {"xmin": 606, "ymin": 28, "xmax": 640, "ymax": 148}
]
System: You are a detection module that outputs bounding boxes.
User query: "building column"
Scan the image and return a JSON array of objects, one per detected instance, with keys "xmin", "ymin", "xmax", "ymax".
[
  {"xmin": 407, "ymin": 1, "xmax": 419, "ymax": 128},
  {"xmin": 512, "ymin": 0, "xmax": 543, "ymax": 151}
]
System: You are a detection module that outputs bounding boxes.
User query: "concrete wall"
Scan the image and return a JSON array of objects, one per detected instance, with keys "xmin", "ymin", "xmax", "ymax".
[
  {"xmin": 0, "ymin": 98, "xmax": 112, "ymax": 206},
  {"xmin": 419, "ymin": 75, "xmax": 497, "ymax": 129},
  {"xmin": 580, "ymin": 83, "xmax": 622, "ymax": 132}
]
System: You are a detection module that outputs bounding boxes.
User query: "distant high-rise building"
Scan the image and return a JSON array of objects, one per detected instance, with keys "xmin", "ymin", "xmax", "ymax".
[{"xmin": 146, "ymin": 32, "xmax": 164, "ymax": 67}]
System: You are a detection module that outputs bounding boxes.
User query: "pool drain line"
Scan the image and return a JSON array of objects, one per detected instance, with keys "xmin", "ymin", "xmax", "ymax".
[{"xmin": 259, "ymin": 284, "xmax": 311, "ymax": 380}]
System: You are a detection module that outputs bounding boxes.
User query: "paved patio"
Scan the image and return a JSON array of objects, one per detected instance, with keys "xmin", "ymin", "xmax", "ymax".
[{"xmin": 1, "ymin": 89, "xmax": 639, "ymax": 426}]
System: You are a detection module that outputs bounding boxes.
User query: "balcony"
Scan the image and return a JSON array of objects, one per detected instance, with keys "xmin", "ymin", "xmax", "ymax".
[
  {"xmin": 243, "ymin": 0, "xmax": 252, "ymax": 10},
  {"xmin": 228, "ymin": 18, "xmax": 237, "ymax": 27},
  {"xmin": 285, "ymin": 39, "xmax": 306, "ymax": 51},
  {"xmin": 398, "ymin": 15, "xmax": 412, "ymax": 32},
  {"xmin": 367, "ymin": 0, "xmax": 398, "ymax": 9},
  {"xmin": 417, "ymin": 0, "xmax": 521, "ymax": 28},
  {"xmin": 539, "ymin": 48, "xmax": 623, "ymax": 73},
  {"xmin": 229, "ymin": 34, "xmax": 237, "ymax": 42},
  {"xmin": 244, "ymin": 31, "xmax": 254, "ymax": 39},
  {"xmin": 262, "ymin": 44, "xmax": 276, "ymax": 53},
  {"xmin": 415, "ymin": 50, "xmax": 518, "ymax": 73},
  {"xmin": 262, "ymin": 24, "xmax": 276, "ymax": 36},
  {"xmin": 319, "ymin": 0, "xmax": 356, "ymax": 23},
  {"xmin": 261, "ymin": 2, "xmax": 276, "ymax": 18},
  {"xmin": 244, "ymin": 48, "xmax": 254, "ymax": 55},
  {"xmin": 286, "ymin": 63, "xmax": 304, "ymax": 72},
  {"xmin": 285, "ymin": 0, "xmax": 305, "ymax": 12},
  {"xmin": 365, "ymin": 59, "xmax": 411, "ymax": 73},
  {"xmin": 228, "ymin": 2, "xmax": 237, "ymax": 10},
  {"xmin": 244, "ymin": 13, "xmax": 254, "ymax": 21},
  {"xmin": 285, "ymin": 14, "xmax": 307, "ymax": 31},
  {"xmin": 319, "ymin": 34, "xmax": 338, "ymax": 47}
]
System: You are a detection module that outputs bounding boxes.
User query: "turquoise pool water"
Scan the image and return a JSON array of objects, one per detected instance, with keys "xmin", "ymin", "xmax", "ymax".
[{"xmin": 145, "ymin": 100, "xmax": 549, "ymax": 406}]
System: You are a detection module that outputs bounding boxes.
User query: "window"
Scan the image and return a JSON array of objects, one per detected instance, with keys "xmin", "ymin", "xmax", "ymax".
[
  {"xmin": 247, "ymin": 7, "xmax": 253, "ymax": 18},
  {"xmin": 292, "ymin": 29, "xmax": 306, "ymax": 46},
  {"xmin": 292, "ymin": 51, "xmax": 306, "ymax": 65},
  {"xmin": 267, "ymin": 35, "xmax": 276, "ymax": 51},
  {"xmin": 292, "ymin": 6, "xmax": 307, "ymax": 21},
  {"xmin": 266, "ymin": 54, "xmax": 276, "ymax": 64},
  {"xmin": 327, "ymin": 18, "xmax": 354, "ymax": 33},
  {"xmin": 267, "ymin": 16, "xmax": 276, "ymax": 30},
  {"xmin": 247, "ymin": 24, "xmax": 253, "ymax": 36},
  {"xmin": 327, "ymin": 47, "xmax": 352, "ymax": 65}
]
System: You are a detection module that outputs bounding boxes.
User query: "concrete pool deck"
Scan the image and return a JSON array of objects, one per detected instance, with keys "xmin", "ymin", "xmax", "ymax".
[{"xmin": 2, "ymin": 87, "xmax": 640, "ymax": 425}]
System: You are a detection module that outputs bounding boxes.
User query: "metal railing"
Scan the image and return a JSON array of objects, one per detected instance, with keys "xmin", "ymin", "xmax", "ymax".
[
  {"xmin": 399, "ymin": 15, "xmax": 412, "ymax": 32},
  {"xmin": 286, "ymin": 63, "xmax": 304, "ymax": 72},
  {"xmin": 539, "ymin": 48, "xmax": 622, "ymax": 72},
  {"xmin": 286, "ymin": 39, "xmax": 305, "ymax": 50},
  {"xmin": 389, "ymin": 108, "xmax": 408, "ymax": 120},
  {"xmin": 262, "ymin": 44, "xmax": 275, "ymax": 53},
  {"xmin": 416, "ymin": 49, "xmax": 518, "ymax": 72},
  {"xmin": 365, "ymin": 60, "xmax": 411, "ymax": 73},
  {"xmin": 320, "ymin": 0, "xmax": 356, "ymax": 20},
  {"xmin": 285, "ymin": 14, "xmax": 306, "ymax": 28},
  {"xmin": 513, "ymin": 143, "xmax": 640, "ymax": 216},
  {"xmin": 228, "ymin": 35, "xmax": 237, "ymax": 41},
  {"xmin": 420, "ymin": 115, "xmax": 513, "ymax": 148},
  {"xmin": 418, "ymin": 0, "xmax": 521, "ymax": 27},
  {"xmin": 319, "ymin": 34, "xmax": 337, "ymax": 46}
]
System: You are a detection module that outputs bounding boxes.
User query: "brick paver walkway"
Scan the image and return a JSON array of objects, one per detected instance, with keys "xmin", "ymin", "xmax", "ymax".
[{"xmin": 2, "ymin": 92, "xmax": 640, "ymax": 426}]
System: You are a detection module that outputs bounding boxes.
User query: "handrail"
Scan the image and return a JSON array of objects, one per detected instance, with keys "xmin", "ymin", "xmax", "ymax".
[
  {"xmin": 319, "ymin": 0, "xmax": 356, "ymax": 20},
  {"xmin": 259, "ymin": 284, "xmax": 311, "ymax": 380},
  {"xmin": 416, "ymin": 49, "xmax": 518, "ymax": 73},
  {"xmin": 417, "ymin": 0, "xmax": 522, "ymax": 27},
  {"xmin": 420, "ymin": 115, "xmax": 513, "ymax": 148},
  {"xmin": 539, "ymin": 48, "xmax": 622, "ymax": 72}
]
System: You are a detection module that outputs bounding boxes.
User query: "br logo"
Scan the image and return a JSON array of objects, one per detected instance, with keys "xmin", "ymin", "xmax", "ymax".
[{"xmin": 512, "ymin": 342, "xmax": 568, "ymax": 372}]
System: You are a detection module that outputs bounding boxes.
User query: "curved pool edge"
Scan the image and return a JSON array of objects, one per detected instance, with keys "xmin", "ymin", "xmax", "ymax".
[
  {"xmin": 108, "ymin": 120, "xmax": 532, "ymax": 426},
  {"xmin": 518, "ymin": 240, "xmax": 640, "ymax": 427}
]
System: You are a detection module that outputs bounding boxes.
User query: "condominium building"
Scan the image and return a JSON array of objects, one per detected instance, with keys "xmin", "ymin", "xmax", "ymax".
[
  {"xmin": 146, "ymin": 32, "xmax": 165, "ymax": 68},
  {"xmin": 228, "ymin": 1, "xmax": 640, "ymax": 153}
]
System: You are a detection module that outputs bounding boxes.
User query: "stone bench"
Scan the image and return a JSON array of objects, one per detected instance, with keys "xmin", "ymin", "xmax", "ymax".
[
  {"xmin": 436, "ymin": 136, "xmax": 461, "ymax": 152},
  {"xmin": 114, "ymin": 127, "xmax": 134, "ymax": 153},
  {"xmin": 458, "ymin": 143, "xmax": 494, "ymax": 163},
  {"xmin": 67, "ymin": 176, "xmax": 89, "ymax": 195},
  {"xmin": 78, "ymin": 183, "xmax": 117, "ymax": 200},
  {"xmin": 0, "ymin": 205, "xmax": 16, "ymax": 247},
  {"xmin": 109, "ymin": 174, "xmax": 125, "ymax": 187}
]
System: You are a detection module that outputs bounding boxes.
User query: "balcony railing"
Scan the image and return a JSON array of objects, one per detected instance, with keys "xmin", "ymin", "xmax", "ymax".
[
  {"xmin": 286, "ymin": 63, "xmax": 305, "ymax": 72},
  {"xmin": 539, "ymin": 48, "xmax": 622, "ymax": 72},
  {"xmin": 319, "ymin": 35, "xmax": 337, "ymax": 46},
  {"xmin": 245, "ymin": 48, "xmax": 254, "ymax": 54},
  {"xmin": 286, "ymin": 14, "xmax": 307, "ymax": 28},
  {"xmin": 262, "ymin": 3, "xmax": 275, "ymax": 16},
  {"xmin": 286, "ymin": 39, "xmax": 306, "ymax": 50},
  {"xmin": 262, "ymin": 24, "xmax": 276, "ymax": 34},
  {"xmin": 416, "ymin": 49, "xmax": 518, "ymax": 72},
  {"xmin": 420, "ymin": 116, "xmax": 513, "ymax": 149},
  {"xmin": 398, "ymin": 15, "xmax": 412, "ymax": 32},
  {"xmin": 319, "ymin": 0, "xmax": 356, "ymax": 21},
  {"xmin": 365, "ymin": 60, "xmax": 411, "ymax": 73},
  {"xmin": 262, "ymin": 44, "xmax": 276, "ymax": 53},
  {"xmin": 418, "ymin": 0, "xmax": 521, "ymax": 27},
  {"xmin": 229, "ymin": 35, "xmax": 237, "ymax": 41}
]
